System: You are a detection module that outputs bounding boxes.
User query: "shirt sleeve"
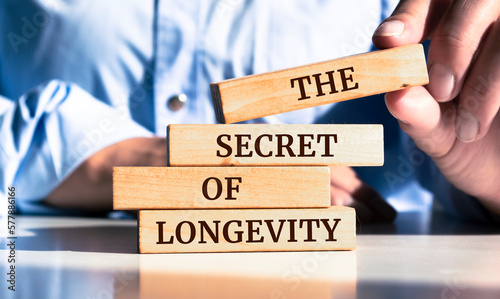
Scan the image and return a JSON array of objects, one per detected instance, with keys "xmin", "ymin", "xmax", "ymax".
[
  {"xmin": 381, "ymin": 0, "xmax": 399, "ymax": 19},
  {"xmin": 0, "ymin": 80, "xmax": 152, "ymax": 215}
]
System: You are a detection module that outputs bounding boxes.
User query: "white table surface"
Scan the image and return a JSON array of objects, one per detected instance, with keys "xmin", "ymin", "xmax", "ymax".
[{"xmin": 1, "ymin": 211, "xmax": 500, "ymax": 299}]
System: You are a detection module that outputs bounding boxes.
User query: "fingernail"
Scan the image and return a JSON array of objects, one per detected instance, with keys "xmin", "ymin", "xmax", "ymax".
[
  {"xmin": 384, "ymin": 94, "xmax": 409, "ymax": 124},
  {"xmin": 374, "ymin": 20, "xmax": 405, "ymax": 36},
  {"xmin": 428, "ymin": 63, "xmax": 455, "ymax": 101},
  {"xmin": 455, "ymin": 108, "xmax": 479, "ymax": 143}
]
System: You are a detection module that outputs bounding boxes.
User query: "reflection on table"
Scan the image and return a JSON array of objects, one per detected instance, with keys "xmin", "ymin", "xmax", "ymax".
[{"xmin": 1, "ymin": 211, "xmax": 500, "ymax": 299}]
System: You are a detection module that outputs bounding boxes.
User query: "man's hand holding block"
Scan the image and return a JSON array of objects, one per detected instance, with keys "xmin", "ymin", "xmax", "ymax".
[
  {"xmin": 139, "ymin": 207, "xmax": 355, "ymax": 253},
  {"xmin": 113, "ymin": 166, "xmax": 330, "ymax": 209},
  {"xmin": 167, "ymin": 124, "xmax": 383, "ymax": 166},
  {"xmin": 211, "ymin": 44, "xmax": 428, "ymax": 123}
]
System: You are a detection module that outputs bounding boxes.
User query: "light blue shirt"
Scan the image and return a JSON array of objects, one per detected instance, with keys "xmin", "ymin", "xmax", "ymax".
[{"xmin": 0, "ymin": 0, "xmax": 494, "ymax": 222}]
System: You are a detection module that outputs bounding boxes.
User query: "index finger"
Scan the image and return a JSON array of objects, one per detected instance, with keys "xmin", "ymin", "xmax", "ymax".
[
  {"xmin": 373, "ymin": 0, "xmax": 446, "ymax": 48},
  {"xmin": 373, "ymin": 0, "xmax": 500, "ymax": 103},
  {"xmin": 426, "ymin": 0, "xmax": 500, "ymax": 102}
]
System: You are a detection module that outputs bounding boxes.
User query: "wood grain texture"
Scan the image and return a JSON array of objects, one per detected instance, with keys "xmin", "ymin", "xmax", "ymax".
[
  {"xmin": 113, "ymin": 166, "xmax": 330, "ymax": 210},
  {"xmin": 211, "ymin": 44, "xmax": 428, "ymax": 123},
  {"xmin": 167, "ymin": 124, "xmax": 383, "ymax": 166},
  {"xmin": 139, "ymin": 207, "xmax": 355, "ymax": 253}
]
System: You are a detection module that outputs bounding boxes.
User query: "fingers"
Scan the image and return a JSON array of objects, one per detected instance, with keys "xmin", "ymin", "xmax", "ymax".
[
  {"xmin": 385, "ymin": 86, "xmax": 456, "ymax": 157},
  {"xmin": 427, "ymin": 0, "xmax": 500, "ymax": 103},
  {"xmin": 456, "ymin": 19, "xmax": 500, "ymax": 142},
  {"xmin": 375, "ymin": 0, "xmax": 500, "ymax": 102},
  {"xmin": 329, "ymin": 166, "xmax": 397, "ymax": 222},
  {"xmin": 373, "ymin": 0, "xmax": 448, "ymax": 48},
  {"xmin": 330, "ymin": 186, "xmax": 374, "ymax": 222},
  {"xmin": 328, "ymin": 165, "xmax": 359, "ymax": 190},
  {"xmin": 351, "ymin": 183, "xmax": 397, "ymax": 222}
]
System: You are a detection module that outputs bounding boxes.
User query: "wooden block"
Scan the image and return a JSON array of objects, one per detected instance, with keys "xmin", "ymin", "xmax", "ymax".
[
  {"xmin": 167, "ymin": 124, "xmax": 383, "ymax": 166},
  {"xmin": 113, "ymin": 166, "xmax": 330, "ymax": 210},
  {"xmin": 139, "ymin": 207, "xmax": 355, "ymax": 253},
  {"xmin": 211, "ymin": 44, "xmax": 428, "ymax": 123}
]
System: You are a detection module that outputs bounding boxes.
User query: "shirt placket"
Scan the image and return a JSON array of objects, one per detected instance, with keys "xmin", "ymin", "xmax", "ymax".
[{"xmin": 154, "ymin": 0, "xmax": 201, "ymax": 134}]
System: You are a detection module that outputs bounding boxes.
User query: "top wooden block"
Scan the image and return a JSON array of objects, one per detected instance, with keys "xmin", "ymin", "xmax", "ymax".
[{"xmin": 211, "ymin": 44, "xmax": 428, "ymax": 123}]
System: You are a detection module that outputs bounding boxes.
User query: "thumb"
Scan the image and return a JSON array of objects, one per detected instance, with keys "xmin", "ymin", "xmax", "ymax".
[{"xmin": 372, "ymin": 0, "xmax": 448, "ymax": 49}]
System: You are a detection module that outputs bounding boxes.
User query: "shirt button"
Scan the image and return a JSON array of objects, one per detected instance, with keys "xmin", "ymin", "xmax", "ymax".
[{"xmin": 167, "ymin": 94, "xmax": 187, "ymax": 111}]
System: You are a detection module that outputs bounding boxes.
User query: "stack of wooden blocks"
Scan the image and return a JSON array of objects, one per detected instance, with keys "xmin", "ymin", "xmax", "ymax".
[{"xmin": 113, "ymin": 45, "xmax": 428, "ymax": 253}]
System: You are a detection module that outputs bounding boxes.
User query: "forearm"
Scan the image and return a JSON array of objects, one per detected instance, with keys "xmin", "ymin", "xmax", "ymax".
[
  {"xmin": 44, "ymin": 160, "xmax": 113, "ymax": 211},
  {"xmin": 44, "ymin": 137, "xmax": 167, "ymax": 211},
  {"xmin": 0, "ymin": 80, "xmax": 155, "ymax": 214}
]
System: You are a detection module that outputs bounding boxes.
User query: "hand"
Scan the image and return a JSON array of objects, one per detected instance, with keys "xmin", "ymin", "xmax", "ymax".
[
  {"xmin": 373, "ymin": 0, "xmax": 500, "ymax": 214},
  {"xmin": 329, "ymin": 166, "xmax": 397, "ymax": 222},
  {"xmin": 45, "ymin": 137, "xmax": 167, "ymax": 210}
]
